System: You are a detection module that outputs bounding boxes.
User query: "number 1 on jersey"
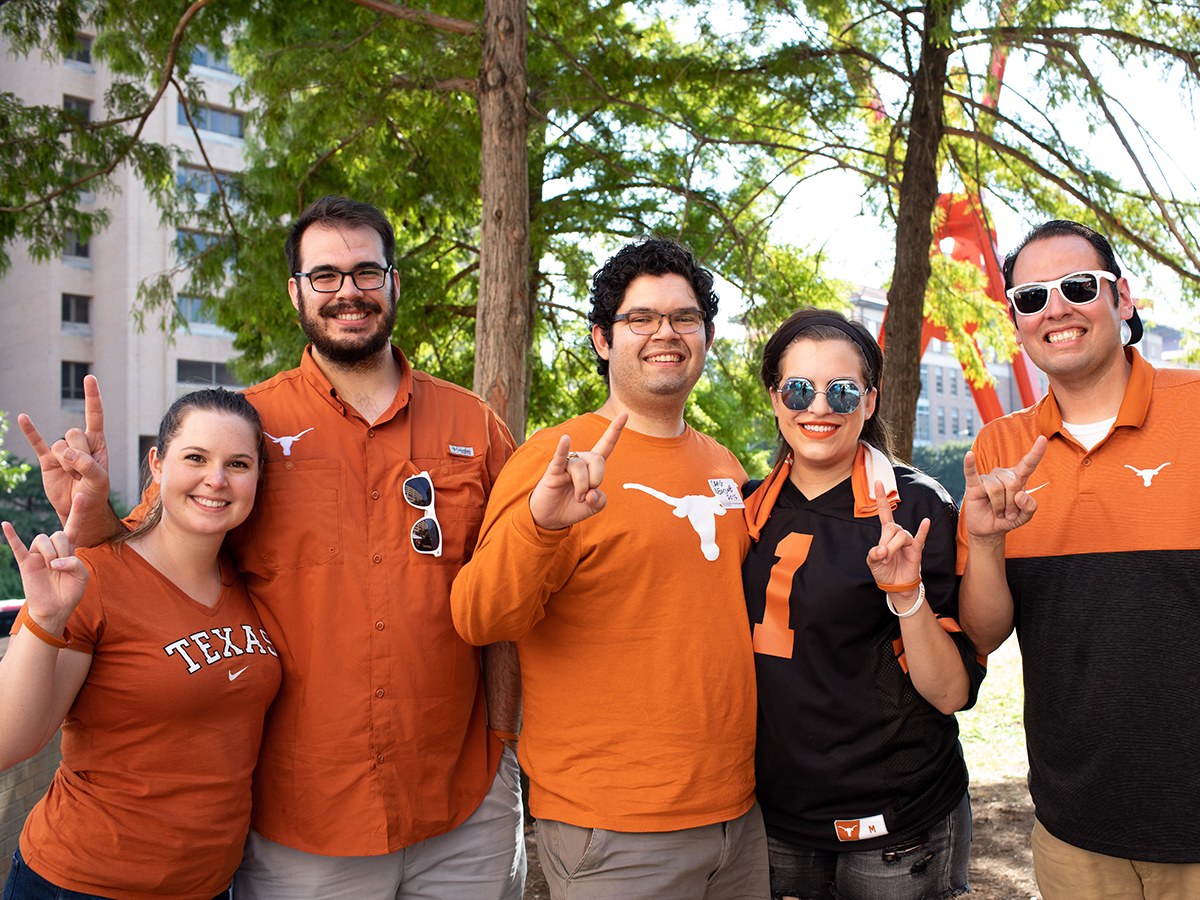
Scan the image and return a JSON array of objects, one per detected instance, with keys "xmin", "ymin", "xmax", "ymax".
[{"xmin": 752, "ymin": 532, "xmax": 812, "ymax": 658}]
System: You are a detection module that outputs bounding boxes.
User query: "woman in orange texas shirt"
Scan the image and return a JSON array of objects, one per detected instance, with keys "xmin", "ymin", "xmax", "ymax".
[{"xmin": 0, "ymin": 388, "xmax": 281, "ymax": 900}]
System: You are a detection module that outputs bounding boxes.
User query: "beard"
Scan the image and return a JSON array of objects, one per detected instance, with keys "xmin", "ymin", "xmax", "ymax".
[{"xmin": 296, "ymin": 282, "xmax": 398, "ymax": 367}]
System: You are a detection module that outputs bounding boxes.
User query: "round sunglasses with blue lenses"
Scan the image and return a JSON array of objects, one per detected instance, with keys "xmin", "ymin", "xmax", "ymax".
[{"xmin": 777, "ymin": 377, "xmax": 864, "ymax": 414}]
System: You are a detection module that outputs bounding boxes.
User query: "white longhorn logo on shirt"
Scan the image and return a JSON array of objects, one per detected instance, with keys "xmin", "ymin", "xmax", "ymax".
[
  {"xmin": 264, "ymin": 428, "xmax": 314, "ymax": 456},
  {"xmin": 622, "ymin": 483, "xmax": 727, "ymax": 561},
  {"xmin": 1124, "ymin": 462, "xmax": 1170, "ymax": 487}
]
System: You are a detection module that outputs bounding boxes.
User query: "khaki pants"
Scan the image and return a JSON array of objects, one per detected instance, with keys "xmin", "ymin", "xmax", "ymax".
[
  {"xmin": 536, "ymin": 801, "xmax": 769, "ymax": 900},
  {"xmin": 1033, "ymin": 819, "xmax": 1200, "ymax": 900}
]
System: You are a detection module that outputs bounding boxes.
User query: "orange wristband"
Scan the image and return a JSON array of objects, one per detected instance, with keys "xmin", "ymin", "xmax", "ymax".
[
  {"xmin": 491, "ymin": 729, "xmax": 519, "ymax": 742},
  {"xmin": 875, "ymin": 578, "xmax": 921, "ymax": 593},
  {"xmin": 14, "ymin": 606, "xmax": 71, "ymax": 648}
]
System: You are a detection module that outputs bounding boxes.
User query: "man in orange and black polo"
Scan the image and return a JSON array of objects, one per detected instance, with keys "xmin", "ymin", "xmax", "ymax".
[{"xmin": 957, "ymin": 220, "xmax": 1200, "ymax": 900}]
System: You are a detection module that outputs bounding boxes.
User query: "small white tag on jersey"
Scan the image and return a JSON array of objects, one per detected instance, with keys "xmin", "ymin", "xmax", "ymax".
[
  {"xmin": 448, "ymin": 444, "xmax": 475, "ymax": 457},
  {"xmin": 834, "ymin": 814, "xmax": 889, "ymax": 842},
  {"xmin": 708, "ymin": 478, "xmax": 744, "ymax": 509}
]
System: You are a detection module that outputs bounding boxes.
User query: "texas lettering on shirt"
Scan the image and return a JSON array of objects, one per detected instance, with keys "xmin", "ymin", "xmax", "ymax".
[{"xmin": 164, "ymin": 624, "xmax": 278, "ymax": 674}]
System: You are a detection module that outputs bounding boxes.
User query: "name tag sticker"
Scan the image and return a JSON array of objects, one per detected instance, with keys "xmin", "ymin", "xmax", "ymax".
[
  {"xmin": 448, "ymin": 444, "xmax": 475, "ymax": 458},
  {"xmin": 709, "ymin": 478, "xmax": 744, "ymax": 509}
]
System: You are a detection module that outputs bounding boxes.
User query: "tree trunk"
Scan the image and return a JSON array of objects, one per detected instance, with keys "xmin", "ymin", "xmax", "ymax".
[
  {"xmin": 475, "ymin": 0, "xmax": 530, "ymax": 441},
  {"xmin": 882, "ymin": 0, "xmax": 952, "ymax": 463}
]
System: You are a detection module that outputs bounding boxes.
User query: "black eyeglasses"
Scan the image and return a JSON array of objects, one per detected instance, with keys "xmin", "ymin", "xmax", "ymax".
[
  {"xmin": 1006, "ymin": 270, "xmax": 1116, "ymax": 316},
  {"xmin": 294, "ymin": 265, "xmax": 393, "ymax": 293},
  {"xmin": 776, "ymin": 378, "xmax": 864, "ymax": 414},
  {"xmin": 612, "ymin": 309, "xmax": 704, "ymax": 335},
  {"xmin": 403, "ymin": 471, "xmax": 442, "ymax": 557}
]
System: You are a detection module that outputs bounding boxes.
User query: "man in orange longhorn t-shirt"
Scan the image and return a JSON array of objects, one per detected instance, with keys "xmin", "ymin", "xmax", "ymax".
[{"xmin": 452, "ymin": 239, "xmax": 766, "ymax": 900}]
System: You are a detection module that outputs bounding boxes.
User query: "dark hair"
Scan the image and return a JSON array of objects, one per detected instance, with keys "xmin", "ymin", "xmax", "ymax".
[
  {"xmin": 284, "ymin": 195, "xmax": 396, "ymax": 276},
  {"xmin": 1002, "ymin": 220, "xmax": 1121, "ymax": 300},
  {"xmin": 114, "ymin": 389, "xmax": 264, "ymax": 548},
  {"xmin": 759, "ymin": 307, "xmax": 894, "ymax": 465},
  {"xmin": 587, "ymin": 238, "xmax": 719, "ymax": 381}
]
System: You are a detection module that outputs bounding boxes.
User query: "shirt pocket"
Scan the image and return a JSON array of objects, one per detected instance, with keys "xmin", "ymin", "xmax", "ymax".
[
  {"xmin": 250, "ymin": 459, "xmax": 344, "ymax": 570},
  {"xmin": 406, "ymin": 456, "xmax": 488, "ymax": 565}
]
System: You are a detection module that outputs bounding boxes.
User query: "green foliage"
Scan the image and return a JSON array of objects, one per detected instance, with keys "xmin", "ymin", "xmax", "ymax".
[{"xmin": 911, "ymin": 439, "xmax": 972, "ymax": 504}]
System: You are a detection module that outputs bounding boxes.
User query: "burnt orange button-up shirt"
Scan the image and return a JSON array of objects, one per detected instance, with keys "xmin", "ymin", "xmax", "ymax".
[{"xmin": 231, "ymin": 346, "xmax": 514, "ymax": 855}]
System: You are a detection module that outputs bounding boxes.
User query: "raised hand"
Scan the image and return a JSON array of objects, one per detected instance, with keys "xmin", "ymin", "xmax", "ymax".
[
  {"xmin": 866, "ymin": 480, "xmax": 930, "ymax": 596},
  {"xmin": 528, "ymin": 412, "xmax": 628, "ymax": 531},
  {"xmin": 18, "ymin": 374, "xmax": 110, "ymax": 524},
  {"xmin": 961, "ymin": 435, "xmax": 1047, "ymax": 543},
  {"xmin": 2, "ymin": 494, "xmax": 90, "ymax": 639}
]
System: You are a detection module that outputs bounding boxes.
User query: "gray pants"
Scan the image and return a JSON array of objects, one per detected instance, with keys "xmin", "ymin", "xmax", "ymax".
[
  {"xmin": 537, "ymin": 801, "xmax": 769, "ymax": 900},
  {"xmin": 234, "ymin": 746, "xmax": 525, "ymax": 900}
]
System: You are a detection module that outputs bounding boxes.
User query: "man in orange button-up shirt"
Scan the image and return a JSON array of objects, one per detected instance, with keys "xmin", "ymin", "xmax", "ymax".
[{"xmin": 18, "ymin": 197, "xmax": 525, "ymax": 900}]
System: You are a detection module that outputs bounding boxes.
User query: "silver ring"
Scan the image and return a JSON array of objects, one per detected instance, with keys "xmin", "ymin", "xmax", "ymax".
[{"xmin": 566, "ymin": 451, "xmax": 580, "ymax": 459}]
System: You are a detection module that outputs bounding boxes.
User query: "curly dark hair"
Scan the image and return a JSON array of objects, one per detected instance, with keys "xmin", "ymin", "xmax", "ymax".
[
  {"xmin": 285, "ymin": 195, "xmax": 396, "ymax": 275},
  {"xmin": 759, "ymin": 307, "xmax": 894, "ymax": 465},
  {"xmin": 587, "ymin": 238, "xmax": 719, "ymax": 381}
]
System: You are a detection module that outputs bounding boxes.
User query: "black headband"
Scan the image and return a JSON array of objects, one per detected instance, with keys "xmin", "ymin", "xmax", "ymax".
[{"xmin": 774, "ymin": 314, "xmax": 881, "ymax": 382}]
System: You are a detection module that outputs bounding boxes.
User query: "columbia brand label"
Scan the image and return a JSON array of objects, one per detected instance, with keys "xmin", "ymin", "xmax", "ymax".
[
  {"xmin": 448, "ymin": 444, "xmax": 475, "ymax": 457},
  {"xmin": 834, "ymin": 814, "xmax": 889, "ymax": 842},
  {"xmin": 708, "ymin": 478, "xmax": 745, "ymax": 509}
]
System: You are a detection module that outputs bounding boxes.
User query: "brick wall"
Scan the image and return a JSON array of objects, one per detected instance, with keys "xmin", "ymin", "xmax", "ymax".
[{"xmin": 0, "ymin": 635, "xmax": 65, "ymax": 883}]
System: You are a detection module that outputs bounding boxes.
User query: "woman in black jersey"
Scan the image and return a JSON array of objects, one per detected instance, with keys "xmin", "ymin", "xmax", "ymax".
[{"xmin": 742, "ymin": 308, "xmax": 984, "ymax": 900}]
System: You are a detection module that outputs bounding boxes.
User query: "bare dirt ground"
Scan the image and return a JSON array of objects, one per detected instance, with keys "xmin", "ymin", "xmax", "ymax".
[{"xmin": 522, "ymin": 640, "xmax": 1038, "ymax": 899}]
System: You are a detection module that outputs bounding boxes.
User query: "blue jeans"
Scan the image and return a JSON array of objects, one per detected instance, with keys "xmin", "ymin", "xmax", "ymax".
[
  {"xmin": 767, "ymin": 792, "xmax": 971, "ymax": 900},
  {"xmin": 3, "ymin": 849, "xmax": 232, "ymax": 900}
]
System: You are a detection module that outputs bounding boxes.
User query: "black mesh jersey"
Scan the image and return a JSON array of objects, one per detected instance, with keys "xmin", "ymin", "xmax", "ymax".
[{"xmin": 743, "ymin": 465, "xmax": 985, "ymax": 851}]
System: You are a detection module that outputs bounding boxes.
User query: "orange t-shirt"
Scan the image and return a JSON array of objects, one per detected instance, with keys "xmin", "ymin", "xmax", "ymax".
[
  {"xmin": 229, "ymin": 346, "xmax": 514, "ymax": 854},
  {"xmin": 19, "ymin": 544, "xmax": 281, "ymax": 900},
  {"xmin": 452, "ymin": 415, "xmax": 757, "ymax": 832}
]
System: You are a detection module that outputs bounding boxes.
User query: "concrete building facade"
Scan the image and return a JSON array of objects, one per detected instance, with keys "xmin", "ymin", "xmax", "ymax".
[{"xmin": 0, "ymin": 34, "xmax": 247, "ymax": 506}]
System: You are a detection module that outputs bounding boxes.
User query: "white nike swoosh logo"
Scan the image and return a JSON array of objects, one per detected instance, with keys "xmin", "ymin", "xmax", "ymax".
[
  {"xmin": 229, "ymin": 666, "xmax": 249, "ymax": 681},
  {"xmin": 1025, "ymin": 482, "xmax": 1049, "ymax": 494}
]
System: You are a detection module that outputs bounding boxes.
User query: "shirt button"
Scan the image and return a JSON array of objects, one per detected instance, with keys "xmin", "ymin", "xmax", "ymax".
[
  {"xmin": 1083, "ymin": 458, "xmax": 1092, "ymax": 467},
  {"xmin": 371, "ymin": 490, "xmax": 380, "ymax": 500},
  {"xmin": 377, "ymin": 754, "xmax": 385, "ymax": 764},
  {"xmin": 441, "ymin": 466, "xmax": 449, "ymax": 475},
  {"xmin": 373, "ymin": 554, "xmax": 382, "ymax": 563},
  {"xmin": 368, "ymin": 429, "xmax": 375, "ymax": 438},
  {"xmin": 375, "ymin": 688, "xmax": 385, "ymax": 698},
  {"xmin": 375, "ymin": 621, "xmax": 385, "ymax": 631},
  {"xmin": 285, "ymin": 462, "xmax": 293, "ymax": 470}
]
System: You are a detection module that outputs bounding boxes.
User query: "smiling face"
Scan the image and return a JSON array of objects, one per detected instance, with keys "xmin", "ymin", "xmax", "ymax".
[
  {"xmin": 149, "ymin": 409, "xmax": 261, "ymax": 539},
  {"xmin": 288, "ymin": 223, "xmax": 399, "ymax": 367},
  {"xmin": 592, "ymin": 273, "xmax": 713, "ymax": 415},
  {"xmin": 1010, "ymin": 234, "xmax": 1133, "ymax": 390},
  {"xmin": 771, "ymin": 336, "xmax": 876, "ymax": 491}
]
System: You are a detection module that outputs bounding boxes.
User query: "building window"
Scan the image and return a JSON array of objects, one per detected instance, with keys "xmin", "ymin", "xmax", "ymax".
[
  {"xmin": 919, "ymin": 365, "xmax": 929, "ymax": 399},
  {"xmin": 950, "ymin": 369, "xmax": 958, "ymax": 396},
  {"xmin": 192, "ymin": 44, "xmax": 233, "ymax": 73},
  {"xmin": 62, "ymin": 293, "xmax": 90, "ymax": 324},
  {"xmin": 63, "ymin": 95, "xmax": 92, "ymax": 121},
  {"xmin": 937, "ymin": 407, "xmax": 946, "ymax": 437},
  {"xmin": 952, "ymin": 408, "xmax": 960, "ymax": 436},
  {"xmin": 177, "ymin": 359, "xmax": 239, "ymax": 386},
  {"xmin": 175, "ymin": 229, "xmax": 221, "ymax": 257},
  {"xmin": 63, "ymin": 229, "xmax": 89, "ymax": 258},
  {"xmin": 66, "ymin": 35, "xmax": 93, "ymax": 64},
  {"xmin": 62, "ymin": 361, "xmax": 90, "ymax": 400},
  {"xmin": 935, "ymin": 367, "xmax": 943, "ymax": 395},
  {"xmin": 966, "ymin": 410, "xmax": 975, "ymax": 437},
  {"xmin": 176, "ymin": 295, "xmax": 217, "ymax": 325},
  {"xmin": 178, "ymin": 100, "xmax": 245, "ymax": 138},
  {"xmin": 915, "ymin": 407, "xmax": 930, "ymax": 442},
  {"xmin": 177, "ymin": 165, "xmax": 238, "ymax": 198}
]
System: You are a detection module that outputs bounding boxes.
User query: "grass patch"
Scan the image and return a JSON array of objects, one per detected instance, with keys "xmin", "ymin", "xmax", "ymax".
[{"xmin": 958, "ymin": 637, "xmax": 1028, "ymax": 784}]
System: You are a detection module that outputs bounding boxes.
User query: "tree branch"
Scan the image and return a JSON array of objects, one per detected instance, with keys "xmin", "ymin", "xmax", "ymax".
[{"xmin": 344, "ymin": 0, "xmax": 477, "ymax": 36}]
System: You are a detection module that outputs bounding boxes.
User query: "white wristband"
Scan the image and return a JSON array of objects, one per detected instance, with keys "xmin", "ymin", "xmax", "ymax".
[{"xmin": 886, "ymin": 581, "xmax": 925, "ymax": 618}]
